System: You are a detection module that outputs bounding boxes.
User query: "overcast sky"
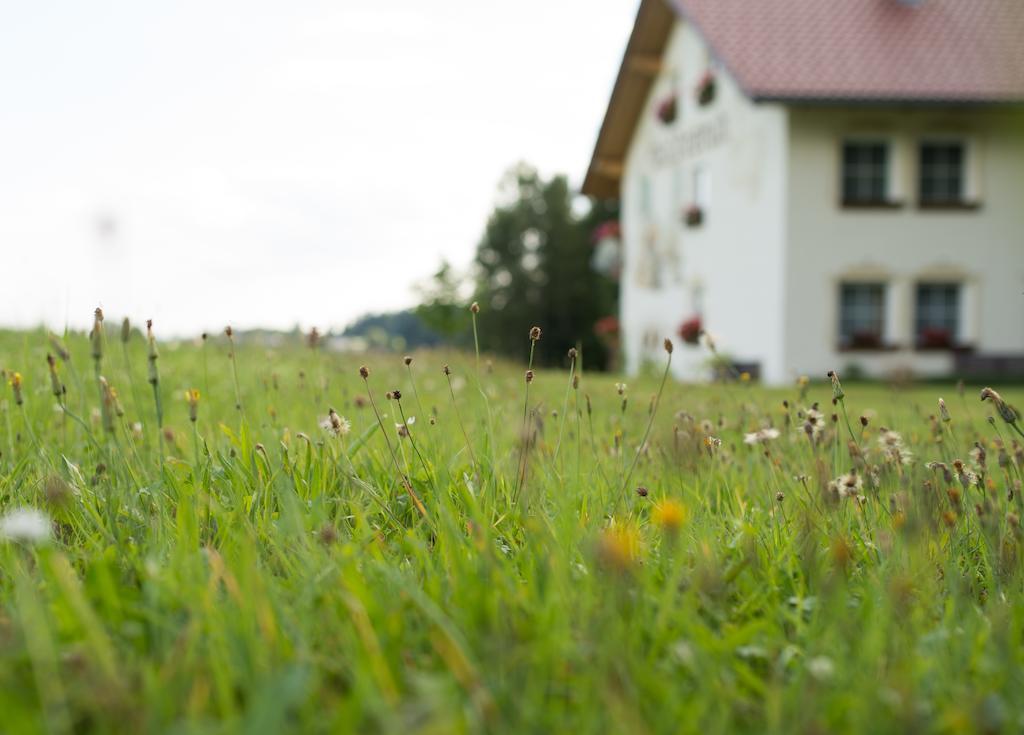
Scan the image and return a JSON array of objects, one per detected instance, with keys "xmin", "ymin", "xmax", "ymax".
[{"xmin": 0, "ymin": 1, "xmax": 636, "ymax": 336}]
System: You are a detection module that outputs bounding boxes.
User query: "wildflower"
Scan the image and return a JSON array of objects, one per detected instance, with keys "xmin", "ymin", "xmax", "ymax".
[
  {"xmin": 470, "ymin": 302, "xmax": 480, "ymax": 314},
  {"xmin": 525, "ymin": 370, "xmax": 534, "ymax": 384},
  {"xmin": 321, "ymin": 408, "xmax": 350, "ymax": 436},
  {"xmin": 43, "ymin": 475, "xmax": 73, "ymax": 508},
  {"xmin": 652, "ymin": 499, "xmax": 688, "ymax": 535},
  {"xmin": 615, "ymin": 383, "xmax": 627, "ymax": 396},
  {"xmin": 744, "ymin": 427, "xmax": 780, "ymax": 445},
  {"xmin": 90, "ymin": 307, "xmax": 104, "ymax": 361},
  {"xmin": 980, "ymin": 387, "xmax": 1021, "ymax": 426},
  {"xmin": 635, "ymin": 485, "xmax": 649, "ymax": 497},
  {"xmin": 146, "ymin": 320, "xmax": 159, "ymax": 387},
  {"xmin": 970, "ymin": 442, "xmax": 987, "ymax": 472},
  {"xmin": 877, "ymin": 428, "xmax": 904, "ymax": 451},
  {"xmin": 938, "ymin": 398, "xmax": 951, "ymax": 423},
  {"xmin": 831, "ymin": 470, "xmax": 863, "ymax": 499},
  {"xmin": 807, "ymin": 656, "xmax": 835, "ymax": 682},
  {"xmin": 596, "ymin": 522, "xmax": 641, "ymax": 572},
  {"xmin": 9, "ymin": 371, "xmax": 23, "ymax": 406},
  {"xmin": 404, "ymin": 355, "xmax": 413, "ymax": 366},
  {"xmin": 529, "ymin": 326, "xmax": 542, "ymax": 342},
  {"xmin": 775, "ymin": 491, "xmax": 785, "ymax": 503},
  {"xmin": 359, "ymin": 365, "xmax": 370, "ymax": 379},
  {"xmin": 704, "ymin": 435, "xmax": 722, "ymax": 452},
  {"xmin": 48, "ymin": 333, "xmax": 70, "ymax": 362},
  {"xmin": 663, "ymin": 338, "xmax": 674, "ymax": 354},
  {"xmin": 0, "ymin": 507, "xmax": 51, "ymax": 544},
  {"xmin": 568, "ymin": 347, "xmax": 577, "ymax": 360},
  {"xmin": 390, "ymin": 389, "xmax": 402, "ymax": 401},
  {"xmin": 827, "ymin": 370, "xmax": 844, "ymax": 400},
  {"xmin": 395, "ymin": 416, "xmax": 416, "ymax": 438},
  {"xmin": 927, "ymin": 461, "xmax": 954, "ymax": 485},
  {"xmin": 184, "ymin": 388, "xmax": 200, "ymax": 422},
  {"xmin": 802, "ymin": 406, "xmax": 824, "ymax": 440},
  {"xmin": 46, "ymin": 354, "xmax": 63, "ymax": 398},
  {"xmin": 952, "ymin": 459, "xmax": 977, "ymax": 489}
]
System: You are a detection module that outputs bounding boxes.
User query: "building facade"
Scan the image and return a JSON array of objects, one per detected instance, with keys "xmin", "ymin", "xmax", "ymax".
[{"xmin": 583, "ymin": 0, "xmax": 1024, "ymax": 384}]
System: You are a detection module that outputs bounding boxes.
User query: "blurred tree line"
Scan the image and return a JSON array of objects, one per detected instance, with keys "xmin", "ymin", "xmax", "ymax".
[{"xmin": 416, "ymin": 163, "xmax": 619, "ymax": 369}]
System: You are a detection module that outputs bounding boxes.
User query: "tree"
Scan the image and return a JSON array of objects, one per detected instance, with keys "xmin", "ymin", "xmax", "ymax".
[
  {"xmin": 413, "ymin": 260, "xmax": 472, "ymax": 344},
  {"xmin": 472, "ymin": 163, "xmax": 619, "ymax": 369}
]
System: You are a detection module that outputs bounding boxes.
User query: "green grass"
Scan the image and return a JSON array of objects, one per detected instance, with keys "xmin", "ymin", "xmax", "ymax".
[{"xmin": 1, "ymin": 322, "xmax": 1023, "ymax": 734}]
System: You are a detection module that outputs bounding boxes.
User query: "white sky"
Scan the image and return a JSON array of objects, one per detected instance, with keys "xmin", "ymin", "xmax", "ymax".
[{"xmin": 0, "ymin": 1, "xmax": 636, "ymax": 336}]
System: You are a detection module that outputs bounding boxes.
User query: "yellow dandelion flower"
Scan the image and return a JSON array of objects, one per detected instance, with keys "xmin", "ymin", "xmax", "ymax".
[
  {"xmin": 652, "ymin": 499, "xmax": 688, "ymax": 536},
  {"xmin": 596, "ymin": 522, "xmax": 641, "ymax": 573}
]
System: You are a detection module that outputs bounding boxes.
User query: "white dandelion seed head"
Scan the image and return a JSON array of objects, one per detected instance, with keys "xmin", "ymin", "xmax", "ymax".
[
  {"xmin": 744, "ymin": 427, "xmax": 781, "ymax": 445},
  {"xmin": 0, "ymin": 507, "xmax": 52, "ymax": 545}
]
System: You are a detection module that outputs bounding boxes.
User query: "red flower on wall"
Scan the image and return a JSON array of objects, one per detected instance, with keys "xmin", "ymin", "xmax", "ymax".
[
  {"xmin": 678, "ymin": 315, "xmax": 703, "ymax": 345},
  {"xmin": 656, "ymin": 94, "xmax": 678, "ymax": 124},
  {"xmin": 594, "ymin": 315, "xmax": 620, "ymax": 338},
  {"xmin": 695, "ymin": 70, "xmax": 716, "ymax": 106}
]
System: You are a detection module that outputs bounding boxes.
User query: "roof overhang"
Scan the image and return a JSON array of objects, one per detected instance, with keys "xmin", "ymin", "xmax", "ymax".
[{"xmin": 581, "ymin": 0, "xmax": 675, "ymax": 200}]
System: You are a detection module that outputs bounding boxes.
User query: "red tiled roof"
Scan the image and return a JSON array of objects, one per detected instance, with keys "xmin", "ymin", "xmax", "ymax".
[
  {"xmin": 583, "ymin": 0, "xmax": 1024, "ymax": 198},
  {"xmin": 672, "ymin": 0, "xmax": 1024, "ymax": 102}
]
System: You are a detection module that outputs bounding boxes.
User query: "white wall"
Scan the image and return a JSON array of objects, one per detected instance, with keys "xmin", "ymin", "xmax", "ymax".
[
  {"xmin": 620, "ymin": 21, "xmax": 790, "ymax": 382},
  {"xmin": 784, "ymin": 107, "xmax": 1024, "ymax": 381}
]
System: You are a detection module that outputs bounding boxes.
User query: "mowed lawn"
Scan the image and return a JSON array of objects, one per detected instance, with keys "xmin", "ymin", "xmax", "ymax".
[{"xmin": 1, "ymin": 323, "xmax": 1023, "ymax": 734}]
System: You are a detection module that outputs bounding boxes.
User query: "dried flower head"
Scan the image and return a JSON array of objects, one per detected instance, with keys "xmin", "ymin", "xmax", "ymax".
[
  {"xmin": 525, "ymin": 370, "xmax": 534, "ymax": 384},
  {"xmin": 938, "ymin": 398, "xmax": 951, "ymax": 423},
  {"xmin": 529, "ymin": 326, "xmax": 542, "ymax": 342},
  {"xmin": 827, "ymin": 370, "xmax": 844, "ymax": 400},
  {"xmin": 980, "ymin": 387, "xmax": 1021, "ymax": 426},
  {"xmin": 470, "ymin": 301, "xmax": 480, "ymax": 314},
  {"xmin": 359, "ymin": 365, "xmax": 370, "ymax": 379},
  {"xmin": 404, "ymin": 355, "xmax": 413, "ymax": 366},
  {"xmin": 91, "ymin": 308, "xmax": 104, "ymax": 360},
  {"xmin": 664, "ymin": 338, "xmax": 674, "ymax": 354}
]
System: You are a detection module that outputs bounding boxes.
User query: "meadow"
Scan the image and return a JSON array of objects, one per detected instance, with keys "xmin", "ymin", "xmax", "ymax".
[{"xmin": 1, "ymin": 311, "xmax": 1023, "ymax": 734}]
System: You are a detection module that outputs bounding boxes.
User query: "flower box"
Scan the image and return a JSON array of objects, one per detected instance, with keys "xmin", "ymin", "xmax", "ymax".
[
  {"xmin": 679, "ymin": 315, "xmax": 703, "ymax": 345},
  {"xmin": 696, "ymin": 71, "xmax": 716, "ymax": 107},
  {"xmin": 683, "ymin": 204, "xmax": 703, "ymax": 227},
  {"xmin": 656, "ymin": 94, "xmax": 678, "ymax": 124},
  {"xmin": 917, "ymin": 327, "xmax": 954, "ymax": 350}
]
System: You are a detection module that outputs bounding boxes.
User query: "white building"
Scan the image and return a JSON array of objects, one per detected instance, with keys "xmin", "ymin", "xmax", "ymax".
[{"xmin": 582, "ymin": 0, "xmax": 1024, "ymax": 384}]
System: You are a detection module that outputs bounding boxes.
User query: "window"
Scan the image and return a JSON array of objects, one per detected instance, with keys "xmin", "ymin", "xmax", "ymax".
[
  {"xmin": 919, "ymin": 142, "xmax": 965, "ymax": 205},
  {"xmin": 841, "ymin": 141, "xmax": 889, "ymax": 205},
  {"xmin": 915, "ymin": 283, "xmax": 960, "ymax": 348},
  {"xmin": 839, "ymin": 283, "xmax": 886, "ymax": 348}
]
